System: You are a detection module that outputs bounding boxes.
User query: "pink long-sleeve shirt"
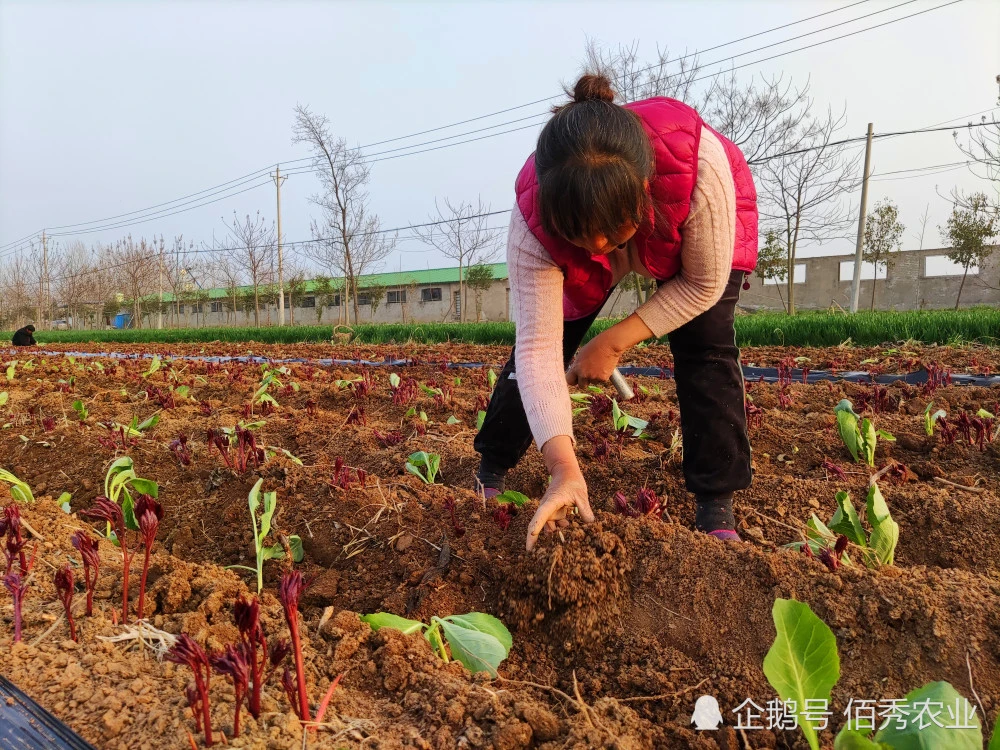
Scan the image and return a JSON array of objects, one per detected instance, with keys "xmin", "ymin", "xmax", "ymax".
[{"xmin": 510, "ymin": 128, "xmax": 737, "ymax": 451}]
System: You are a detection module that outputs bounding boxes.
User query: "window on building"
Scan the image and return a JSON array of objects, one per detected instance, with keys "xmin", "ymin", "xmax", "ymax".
[
  {"xmin": 283, "ymin": 296, "xmax": 290, "ymax": 308},
  {"xmin": 301, "ymin": 296, "xmax": 316, "ymax": 308},
  {"xmin": 924, "ymin": 255, "xmax": 978, "ymax": 277},
  {"xmin": 453, "ymin": 290, "xmax": 461, "ymax": 320},
  {"xmin": 839, "ymin": 261, "xmax": 887, "ymax": 282},
  {"xmin": 192, "ymin": 303, "xmax": 204, "ymax": 314},
  {"xmin": 210, "ymin": 301, "xmax": 223, "ymax": 313},
  {"xmin": 329, "ymin": 294, "xmax": 341, "ymax": 307},
  {"xmin": 176, "ymin": 305, "xmax": 185, "ymax": 315},
  {"xmin": 357, "ymin": 293, "xmax": 372, "ymax": 307},
  {"xmin": 763, "ymin": 264, "xmax": 806, "ymax": 285},
  {"xmin": 421, "ymin": 287, "xmax": 443, "ymax": 302},
  {"xmin": 387, "ymin": 290, "xmax": 406, "ymax": 304}
]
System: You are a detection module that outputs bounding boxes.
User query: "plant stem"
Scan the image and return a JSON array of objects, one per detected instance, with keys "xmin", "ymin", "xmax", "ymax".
[
  {"xmin": 121, "ymin": 546, "xmax": 131, "ymax": 624},
  {"xmin": 288, "ymin": 615, "xmax": 310, "ymax": 723},
  {"xmin": 138, "ymin": 546, "xmax": 152, "ymax": 621},
  {"xmin": 198, "ymin": 667, "xmax": 213, "ymax": 746}
]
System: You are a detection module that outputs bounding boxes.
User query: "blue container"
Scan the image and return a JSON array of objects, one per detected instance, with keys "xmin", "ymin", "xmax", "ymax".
[{"xmin": 113, "ymin": 313, "xmax": 132, "ymax": 329}]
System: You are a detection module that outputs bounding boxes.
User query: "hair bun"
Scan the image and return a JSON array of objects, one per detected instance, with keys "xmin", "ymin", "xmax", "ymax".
[{"xmin": 573, "ymin": 74, "xmax": 615, "ymax": 104}]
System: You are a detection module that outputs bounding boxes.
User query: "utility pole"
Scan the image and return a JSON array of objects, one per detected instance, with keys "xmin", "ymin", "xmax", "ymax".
[
  {"xmin": 158, "ymin": 242, "xmax": 164, "ymax": 330},
  {"xmin": 41, "ymin": 230, "xmax": 48, "ymax": 329},
  {"xmin": 849, "ymin": 122, "xmax": 874, "ymax": 314},
  {"xmin": 271, "ymin": 165, "xmax": 288, "ymax": 325}
]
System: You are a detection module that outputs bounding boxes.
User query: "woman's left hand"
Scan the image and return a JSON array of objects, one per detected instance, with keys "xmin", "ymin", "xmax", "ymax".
[{"xmin": 566, "ymin": 331, "xmax": 621, "ymax": 388}]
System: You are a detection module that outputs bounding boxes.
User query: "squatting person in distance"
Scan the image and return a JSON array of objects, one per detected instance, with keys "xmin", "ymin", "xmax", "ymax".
[{"xmin": 473, "ymin": 74, "xmax": 758, "ymax": 551}]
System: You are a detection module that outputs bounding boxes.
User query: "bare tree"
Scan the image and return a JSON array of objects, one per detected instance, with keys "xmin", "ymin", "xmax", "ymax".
[
  {"xmin": 108, "ymin": 235, "xmax": 159, "ymax": 328},
  {"xmin": 222, "ymin": 211, "xmax": 276, "ymax": 326},
  {"xmin": 913, "ymin": 203, "xmax": 931, "ymax": 250},
  {"xmin": 413, "ymin": 197, "xmax": 502, "ymax": 323},
  {"xmin": 293, "ymin": 104, "xmax": 396, "ymax": 325},
  {"xmin": 758, "ymin": 107, "xmax": 859, "ymax": 314},
  {"xmin": 584, "ymin": 39, "xmax": 708, "ymax": 108},
  {"xmin": 862, "ymin": 198, "xmax": 905, "ymax": 310}
]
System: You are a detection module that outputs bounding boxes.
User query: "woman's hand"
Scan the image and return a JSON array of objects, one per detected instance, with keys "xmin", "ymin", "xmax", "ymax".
[
  {"xmin": 565, "ymin": 314, "xmax": 654, "ymax": 388},
  {"xmin": 526, "ymin": 437, "xmax": 595, "ymax": 551},
  {"xmin": 565, "ymin": 332, "xmax": 621, "ymax": 388}
]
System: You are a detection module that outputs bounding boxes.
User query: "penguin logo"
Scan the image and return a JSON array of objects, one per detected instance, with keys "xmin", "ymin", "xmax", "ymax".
[{"xmin": 691, "ymin": 695, "xmax": 724, "ymax": 730}]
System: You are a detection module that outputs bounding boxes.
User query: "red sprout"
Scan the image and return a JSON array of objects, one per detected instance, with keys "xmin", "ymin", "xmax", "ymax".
[
  {"xmin": 281, "ymin": 669, "xmax": 301, "ymax": 720},
  {"xmin": 614, "ymin": 488, "xmax": 664, "ymax": 519},
  {"xmin": 169, "ymin": 435, "xmax": 192, "ymax": 466},
  {"xmin": 81, "ymin": 496, "xmax": 131, "ymax": 623},
  {"xmin": 135, "ymin": 494, "xmax": 163, "ymax": 621},
  {"xmin": 71, "ymin": 530, "xmax": 100, "ymax": 616},
  {"xmin": 166, "ymin": 634, "xmax": 214, "ymax": 746},
  {"xmin": 346, "ymin": 405, "xmax": 367, "ymax": 426},
  {"xmin": 198, "ymin": 400, "xmax": 213, "ymax": 417},
  {"xmin": 589, "ymin": 394, "xmax": 613, "ymax": 418},
  {"xmin": 373, "ymin": 429, "xmax": 404, "ymax": 448},
  {"xmin": 211, "ymin": 644, "xmax": 251, "ymax": 737},
  {"xmin": 185, "ymin": 683, "xmax": 202, "ymax": 733},
  {"xmin": 42, "ymin": 416, "xmax": 56, "ymax": 432},
  {"xmin": 3, "ymin": 572, "xmax": 28, "ymax": 641},
  {"xmin": 777, "ymin": 385, "xmax": 793, "ymax": 409},
  {"xmin": 3, "ymin": 505, "xmax": 28, "ymax": 575},
  {"xmin": 937, "ymin": 416, "xmax": 957, "ymax": 445},
  {"xmin": 279, "ymin": 570, "xmax": 311, "ymax": 723},
  {"xmin": 493, "ymin": 506, "xmax": 513, "ymax": 531},
  {"xmin": 304, "ymin": 399, "xmax": 317, "ymax": 417},
  {"xmin": 391, "ymin": 377, "xmax": 418, "ymax": 406},
  {"xmin": 233, "ymin": 595, "xmax": 267, "ymax": 719},
  {"xmin": 269, "ymin": 638, "xmax": 291, "ymax": 673},
  {"xmin": 745, "ymin": 400, "xmax": 764, "ymax": 430},
  {"xmin": 443, "ymin": 498, "xmax": 465, "ymax": 537},
  {"xmin": 54, "ymin": 565, "xmax": 77, "ymax": 641},
  {"xmin": 817, "ymin": 534, "xmax": 849, "ymax": 572},
  {"xmin": 821, "ymin": 459, "xmax": 848, "ymax": 482}
]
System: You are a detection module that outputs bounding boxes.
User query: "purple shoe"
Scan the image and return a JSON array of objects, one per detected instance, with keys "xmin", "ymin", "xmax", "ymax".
[
  {"xmin": 707, "ymin": 529, "xmax": 741, "ymax": 542},
  {"xmin": 482, "ymin": 486, "xmax": 502, "ymax": 501}
]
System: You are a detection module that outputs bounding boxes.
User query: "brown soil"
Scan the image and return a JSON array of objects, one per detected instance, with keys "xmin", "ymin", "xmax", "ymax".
[{"xmin": 1, "ymin": 343, "xmax": 999, "ymax": 749}]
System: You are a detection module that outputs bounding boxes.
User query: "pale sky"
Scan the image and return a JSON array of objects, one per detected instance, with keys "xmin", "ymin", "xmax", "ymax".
[{"xmin": 1, "ymin": 0, "xmax": 997, "ymax": 275}]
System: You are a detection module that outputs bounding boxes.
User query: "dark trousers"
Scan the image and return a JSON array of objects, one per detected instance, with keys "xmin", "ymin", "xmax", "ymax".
[{"xmin": 473, "ymin": 270, "xmax": 752, "ymax": 497}]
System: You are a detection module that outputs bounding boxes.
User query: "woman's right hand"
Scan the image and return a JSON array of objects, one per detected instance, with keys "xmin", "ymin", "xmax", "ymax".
[{"xmin": 526, "ymin": 437, "xmax": 595, "ymax": 551}]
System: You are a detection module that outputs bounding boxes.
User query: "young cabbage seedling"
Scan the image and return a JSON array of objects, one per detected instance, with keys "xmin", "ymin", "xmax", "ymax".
[
  {"xmin": 361, "ymin": 611, "xmax": 512, "ymax": 678},
  {"xmin": 924, "ymin": 402, "xmax": 946, "ymax": 437},
  {"xmin": 834, "ymin": 399, "xmax": 894, "ymax": 467},
  {"xmin": 71, "ymin": 400, "xmax": 89, "ymax": 421},
  {"xmin": 611, "ymin": 399, "xmax": 649, "ymax": 438},
  {"xmin": 0, "ymin": 469, "xmax": 35, "ymax": 503},
  {"xmin": 405, "ymin": 451, "xmax": 441, "ymax": 484},
  {"xmin": 228, "ymin": 479, "xmax": 303, "ymax": 594}
]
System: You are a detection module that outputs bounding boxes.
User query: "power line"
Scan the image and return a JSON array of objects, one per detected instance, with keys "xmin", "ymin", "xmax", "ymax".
[{"xmin": 2, "ymin": 0, "xmax": 959, "ymax": 247}]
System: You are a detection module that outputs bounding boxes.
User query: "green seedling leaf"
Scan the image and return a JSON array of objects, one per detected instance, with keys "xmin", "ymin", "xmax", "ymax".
[
  {"xmin": 763, "ymin": 599, "xmax": 840, "ymax": 750},
  {"xmin": 130, "ymin": 478, "xmax": 159, "ymax": 498},
  {"xmin": 446, "ymin": 415, "xmax": 461, "ymax": 425},
  {"xmin": 173, "ymin": 385, "xmax": 190, "ymax": 400},
  {"xmin": 389, "ymin": 373, "xmax": 401, "ymax": 388},
  {"xmin": 403, "ymin": 406, "xmax": 416, "ymax": 419},
  {"xmin": 58, "ymin": 492, "xmax": 72, "ymax": 513},
  {"xmin": 433, "ymin": 615, "xmax": 509, "ymax": 678},
  {"xmin": 443, "ymin": 613, "xmax": 513, "ymax": 653},
  {"xmin": 419, "ymin": 411, "xmax": 428, "ymax": 422},
  {"xmin": 453, "ymin": 376, "xmax": 461, "ymax": 386},
  {"xmin": 0, "ymin": 469, "xmax": 35, "ymax": 503},
  {"xmin": 0, "ymin": 392, "xmax": 8, "ymax": 407},
  {"xmin": 586, "ymin": 385, "xmax": 603, "ymax": 394},
  {"xmin": 495, "ymin": 490, "xmax": 530, "ymax": 507},
  {"xmin": 924, "ymin": 403, "xmax": 946, "ymax": 436},
  {"xmin": 875, "ymin": 681, "xmax": 981, "ymax": 749},
  {"xmin": 6, "ymin": 362, "xmax": 17, "ymax": 382},
  {"xmin": 866, "ymin": 483, "xmax": 898, "ymax": 566},
  {"xmin": 836, "ymin": 410, "xmax": 861, "ymax": 463},
  {"xmin": 360, "ymin": 612, "xmax": 426, "ymax": 635},
  {"xmin": 989, "ymin": 712, "xmax": 1000, "ymax": 750},
  {"xmin": 977, "ymin": 408, "xmax": 995, "ymax": 419},
  {"xmin": 142, "ymin": 355, "xmax": 161, "ymax": 378},
  {"xmin": 876, "ymin": 430, "xmax": 895, "ymax": 442},
  {"xmin": 487, "ymin": 369, "xmax": 497, "ymax": 389},
  {"xmin": 860, "ymin": 418, "xmax": 877, "ymax": 467},
  {"xmin": 829, "ymin": 491, "xmax": 866, "ymax": 547},
  {"xmin": 267, "ymin": 446, "xmax": 304, "ymax": 466},
  {"xmin": 475, "ymin": 410, "xmax": 486, "ymax": 431},
  {"xmin": 419, "ymin": 383, "xmax": 442, "ymax": 397},
  {"xmin": 72, "ymin": 400, "xmax": 88, "ymax": 421},
  {"xmin": 569, "ymin": 393, "xmax": 592, "ymax": 403},
  {"xmin": 405, "ymin": 451, "xmax": 440, "ymax": 484},
  {"xmin": 137, "ymin": 414, "xmax": 160, "ymax": 432}
]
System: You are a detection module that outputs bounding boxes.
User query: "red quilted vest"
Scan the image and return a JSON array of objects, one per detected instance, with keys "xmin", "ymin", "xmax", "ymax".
[{"xmin": 515, "ymin": 97, "xmax": 758, "ymax": 320}]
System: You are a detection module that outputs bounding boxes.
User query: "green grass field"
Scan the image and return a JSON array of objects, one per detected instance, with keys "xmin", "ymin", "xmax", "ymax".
[{"xmin": 4, "ymin": 308, "xmax": 999, "ymax": 348}]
